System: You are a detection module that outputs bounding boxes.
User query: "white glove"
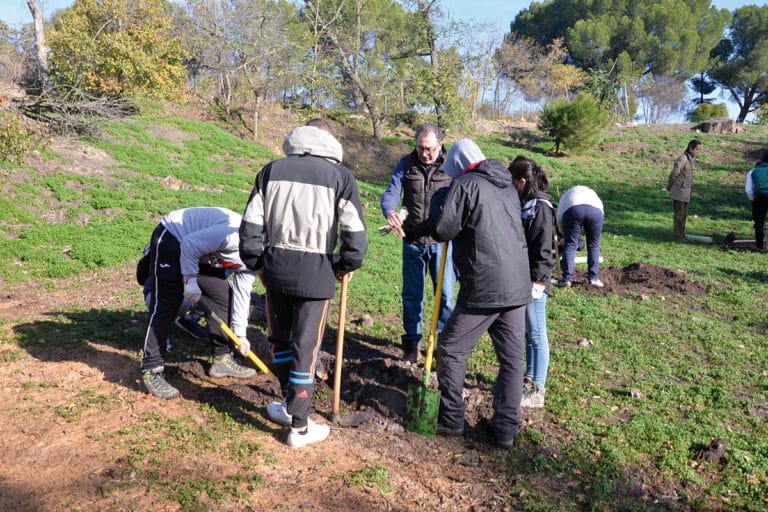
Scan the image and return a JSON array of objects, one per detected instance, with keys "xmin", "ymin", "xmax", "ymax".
[
  {"xmin": 236, "ymin": 336, "xmax": 251, "ymax": 357},
  {"xmin": 531, "ymin": 281, "xmax": 546, "ymax": 299},
  {"xmin": 183, "ymin": 277, "xmax": 202, "ymax": 303}
]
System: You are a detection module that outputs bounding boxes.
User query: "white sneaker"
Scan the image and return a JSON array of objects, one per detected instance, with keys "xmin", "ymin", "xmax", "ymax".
[
  {"xmin": 267, "ymin": 400, "xmax": 292, "ymax": 426},
  {"xmin": 287, "ymin": 418, "xmax": 331, "ymax": 448},
  {"xmin": 589, "ymin": 278, "xmax": 604, "ymax": 288}
]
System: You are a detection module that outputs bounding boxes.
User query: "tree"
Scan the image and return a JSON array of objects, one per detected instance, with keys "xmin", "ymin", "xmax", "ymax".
[
  {"xmin": 511, "ymin": 0, "xmax": 730, "ymax": 86},
  {"xmin": 690, "ymin": 71, "xmax": 718, "ymax": 105},
  {"xmin": 687, "ymin": 102, "xmax": 728, "ymax": 123},
  {"xmin": 47, "ymin": 0, "xmax": 187, "ymax": 99},
  {"xmin": 25, "ymin": 0, "xmax": 48, "ymax": 80},
  {"xmin": 636, "ymin": 74, "xmax": 686, "ymax": 124},
  {"xmin": 538, "ymin": 92, "xmax": 607, "ymax": 154},
  {"xmin": 302, "ymin": 0, "xmax": 415, "ymax": 139},
  {"xmin": 708, "ymin": 5, "xmax": 768, "ymax": 123},
  {"xmin": 179, "ymin": 0, "xmax": 302, "ymax": 139}
]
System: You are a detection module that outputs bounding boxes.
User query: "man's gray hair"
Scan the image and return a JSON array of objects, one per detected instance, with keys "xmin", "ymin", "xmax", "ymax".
[{"xmin": 415, "ymin": 123, "xmax": 444, "ymax": 142}]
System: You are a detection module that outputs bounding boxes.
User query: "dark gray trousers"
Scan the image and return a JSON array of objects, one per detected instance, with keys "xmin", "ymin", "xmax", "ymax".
[{"xmin": 437, "ymin": 304, "xmax": 526, "ymax": 441}]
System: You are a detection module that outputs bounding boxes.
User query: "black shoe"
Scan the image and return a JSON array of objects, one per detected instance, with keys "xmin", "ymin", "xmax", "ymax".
[
  {"xmin": 402, "ymin": 345, "xmax": 421, "ymax": 363},
  {"xmin": 175, "ymin": 313, "xmax": 209, "ymax": 339},
  {"xmin": 436, "ymin": 423, "xmax": 464, "ymax": 437},
  {"xmin": 496, "ymin": 436, "xmax": 515, "ymax": 448},
  {"xmin": 495, "ymin": 430, "xmax": 517, "ymax": 448}
]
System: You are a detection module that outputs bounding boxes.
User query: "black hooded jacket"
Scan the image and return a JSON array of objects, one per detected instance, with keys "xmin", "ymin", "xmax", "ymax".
[
  {"xmin": 521, "ymin": 192, "xmax": 555, "ymax": 295},
  {"xmin": 430, "ymin": 159, "xmax": 531, "ymax": 309}
]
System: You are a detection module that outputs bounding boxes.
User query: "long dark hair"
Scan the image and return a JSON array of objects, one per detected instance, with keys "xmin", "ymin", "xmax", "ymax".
[{"xmin": 508, "ymin": 155, "xmax": 549, "ymax": 201}]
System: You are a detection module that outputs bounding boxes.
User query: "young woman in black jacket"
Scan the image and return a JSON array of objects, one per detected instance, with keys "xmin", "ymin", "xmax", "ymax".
[{"xmin": 509, "ymin": 156, "xmax": 555, "ymax": 408}]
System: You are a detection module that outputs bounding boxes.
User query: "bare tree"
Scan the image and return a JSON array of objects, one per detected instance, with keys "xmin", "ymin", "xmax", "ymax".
[
  {"xmin": 25, "ymin": 0, "xmax": 48, "ymax": 81},
  {"xmin": 637, "ymin": 75, "xmax": 687, "ymax": 124},
  {"xmin": 303, "ymin": 0, "xmax": 391, "ymax": 139}
]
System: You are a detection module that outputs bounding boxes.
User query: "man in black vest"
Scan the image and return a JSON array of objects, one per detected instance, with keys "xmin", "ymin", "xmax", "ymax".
[{"xmin": 380, "ymin": 124, "xmax": 456, "ymax": 362}]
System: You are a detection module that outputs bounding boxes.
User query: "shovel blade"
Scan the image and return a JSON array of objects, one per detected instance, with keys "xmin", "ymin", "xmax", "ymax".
[
  {"xmin": 405, "ymin": 384, "xmax": 440, "ymax": 437},
  {"xmin": 333, "ymin": 410, "xmax": 374, "ymax": 427}
]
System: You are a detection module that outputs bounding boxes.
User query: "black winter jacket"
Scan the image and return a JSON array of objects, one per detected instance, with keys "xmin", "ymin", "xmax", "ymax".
[
  {"xmin": 521, "ymin": 193, "xmax": 555, "ymax": 296},
  {"xmin": 431, "ymin": 159, "xmax": 531, "ymax": 309}
]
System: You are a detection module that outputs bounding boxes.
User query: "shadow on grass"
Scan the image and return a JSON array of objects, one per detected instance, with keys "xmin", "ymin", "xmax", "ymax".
[{"xmin": 493, "ymin": 129, "xmax": 552, "ymax": 157}]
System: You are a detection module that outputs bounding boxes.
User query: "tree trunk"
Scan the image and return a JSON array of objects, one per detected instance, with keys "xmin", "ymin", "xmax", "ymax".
[
  {"xmin": 26, "ymin": 0, "xmax": 49, "ymax": 79},
  {"xmin": 418, "ymin": 1, "xmax": 443, "ymax": 124},
  {"xmin": 732, "ymin": 84, "xmax": 755, "ymax": 123},
  {"xmin": 252, "ymin": 93, "xmax": 261, "ymax": 141}
]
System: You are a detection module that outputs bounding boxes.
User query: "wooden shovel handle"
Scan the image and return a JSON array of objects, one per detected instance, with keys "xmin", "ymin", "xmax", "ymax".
[{"xmin": 332, "ymin": 273, "xmax": 350, "ymax": 417}]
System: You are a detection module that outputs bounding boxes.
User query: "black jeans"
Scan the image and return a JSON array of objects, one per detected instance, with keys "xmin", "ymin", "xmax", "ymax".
[{"xmin": 752, "ymin": 194, "xmax": 768, "ymax": 250}]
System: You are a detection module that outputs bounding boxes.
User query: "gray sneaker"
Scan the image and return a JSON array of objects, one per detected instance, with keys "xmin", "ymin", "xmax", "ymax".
[
  {"xmin": 141, "ymin": 369, "xmax": 180, "ymax": 399},
  {"xmin": 209, "ymin": 353, "xmax": 257, "ymax": 379},
  {"xmin": 520, "ymin": 384, "xmax": 546, "ymax": 408},
  {"xmin": 523, "ymin": 376, "xmax": 535, "ymax": 395}
]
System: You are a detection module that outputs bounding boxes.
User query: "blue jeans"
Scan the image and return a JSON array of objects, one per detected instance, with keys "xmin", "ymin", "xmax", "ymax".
[
  {"xmin": 524, "ymin": 295, "xmax": 549, "ymax": 388},
  {"xmin": 561, "ymin": 204, "xmax": 603, "ymax": 282},
  {"xmin": 401, "ymin": 241, "xmax": 456, "ymax": 347}
]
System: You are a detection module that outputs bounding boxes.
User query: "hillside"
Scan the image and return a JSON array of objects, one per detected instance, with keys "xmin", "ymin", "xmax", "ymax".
[{"xmin": 1, "ymin": 108, "xmax": 767, "ymax": 511}]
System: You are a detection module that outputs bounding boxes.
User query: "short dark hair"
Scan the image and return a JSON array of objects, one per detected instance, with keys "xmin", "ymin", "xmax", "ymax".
[
  {"xmin": 305, "ymin": 118, "xmax": 335, "ymax": 136},
  {"xmin": 761, "ymin": 150, "xmax": 768, "ymax": 163},
  {"xmin": 415, "ymin": 123, "xmax": 444, "ymax": 143},
  {"xmin": 688, "ymin": 139, "xmax": 702, "ymax": 150}
]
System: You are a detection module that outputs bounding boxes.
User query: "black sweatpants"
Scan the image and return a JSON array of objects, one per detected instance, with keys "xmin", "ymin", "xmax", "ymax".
[
  {"xmin": 265, "ymin": 289, "xmax": 329, "ymax": 429},
  {"xmin": 141, "ymin": 224, "xmax": 232, "ymax": 373},
  {"xmin": 437, "ymin": 304, "xmax": 526, "ymax": 441}
]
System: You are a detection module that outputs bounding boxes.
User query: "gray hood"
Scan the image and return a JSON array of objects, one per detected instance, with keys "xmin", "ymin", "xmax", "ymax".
[
  {"xmin": 283, "ymin": 126, "xmax": 343, "ymax": 163},
  {"xmin": 444, "ymin": 139, "xmax": 485, "ymax": 178}
]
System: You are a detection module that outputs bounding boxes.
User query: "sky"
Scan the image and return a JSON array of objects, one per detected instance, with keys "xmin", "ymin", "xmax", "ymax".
[{"xmin": 1, "ymin": 0, "xmax": 757, "ymax": 31}]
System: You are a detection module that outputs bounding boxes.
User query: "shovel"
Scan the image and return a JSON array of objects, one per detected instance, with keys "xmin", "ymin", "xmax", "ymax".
[
  {"xmin": 405, "ymin": 242, "xmax": 448, "ymax": 437},
  {"xmin": 332, "ymin": 273, "xmax": 373, "ymax": 427},
  {"xmin": 197, "ymin": 302, "xmax": 273, "ymax": 376}
]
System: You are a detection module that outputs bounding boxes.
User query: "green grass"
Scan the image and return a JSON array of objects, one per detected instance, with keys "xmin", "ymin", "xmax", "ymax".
[
  {"xmin": 0, "ymin": 115, "xmax": 277, "ymax": 284},
  {"xmin": 2, "ymin": 116, "xmax": 768, "ymax": 510},
  {"xmin": 341, "ymin": 465, "xmax": 394, "ymax": 496}
]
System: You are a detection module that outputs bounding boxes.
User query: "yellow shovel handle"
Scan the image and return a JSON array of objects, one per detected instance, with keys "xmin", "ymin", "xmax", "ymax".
[
  {"xmin": 206, "ymin": 308, "xmax": 273, "ymax": 376},
  {"xmin": 423, "ymin": 242, "xmax": 448, "ymax": 377}
]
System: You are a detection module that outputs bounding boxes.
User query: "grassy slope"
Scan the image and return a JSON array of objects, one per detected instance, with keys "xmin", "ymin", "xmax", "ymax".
[{"xmin": 1, "ymin": 114, "xmax": 767, "ymax": 510}]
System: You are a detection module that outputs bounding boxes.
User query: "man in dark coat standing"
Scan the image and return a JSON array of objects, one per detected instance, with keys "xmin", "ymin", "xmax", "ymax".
[
  {"xmin": 667, "ymin": 139, "xmax": 701, "ymax": 243},
  {"xmin": 430, "ymin": 139, "xmax": 531, "ymax": 448}
]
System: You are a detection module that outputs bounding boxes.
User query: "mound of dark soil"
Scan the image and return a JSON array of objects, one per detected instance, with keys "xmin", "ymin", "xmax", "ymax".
[{"xmin": 573, "ymin": 262, "xmax": 708, "ymax": 297}]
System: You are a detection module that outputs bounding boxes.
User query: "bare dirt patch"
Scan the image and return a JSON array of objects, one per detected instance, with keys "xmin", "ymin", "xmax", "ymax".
[
  {"xmin": 567, "ymin": 262, "xmax": 709, "ymax": 297},
  {"xmin": 0, "ymin": 257, "xmax": 709, "ymax": 511}
]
